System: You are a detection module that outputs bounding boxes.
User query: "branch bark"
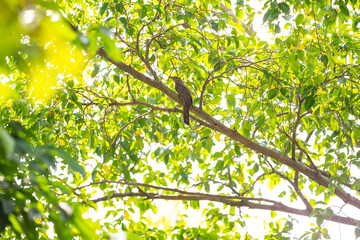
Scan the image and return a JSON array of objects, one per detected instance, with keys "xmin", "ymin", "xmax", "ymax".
[
  {"xmin": 83, "ymin": 180, "xmax": 358, "ymax": 226},
  {"xmin": 96, "ymin": 47, "xmax": 360, "ymax": 210}
]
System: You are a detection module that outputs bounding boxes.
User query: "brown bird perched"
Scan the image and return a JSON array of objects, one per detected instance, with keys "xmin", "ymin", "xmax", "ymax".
[{"xmin": 169, "ymin": 76, "xmax": 193, "ymax": 125}]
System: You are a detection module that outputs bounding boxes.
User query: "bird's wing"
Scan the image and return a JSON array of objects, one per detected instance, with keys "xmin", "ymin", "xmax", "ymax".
[{"xmin": 175, "ymin": 84, "xmax": 193, "ymax": 106}]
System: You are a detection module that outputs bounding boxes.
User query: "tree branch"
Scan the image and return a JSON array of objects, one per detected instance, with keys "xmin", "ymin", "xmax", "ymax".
[
  {"xmin": 96, "ymin": 47, "xmax": 360, "ymax": 210},
  {"xmin": 84, "ymin": 180, "xmax": 358, "ymax": 226}
]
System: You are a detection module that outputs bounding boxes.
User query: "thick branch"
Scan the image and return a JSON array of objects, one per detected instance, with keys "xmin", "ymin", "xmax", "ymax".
[
  {"xmin": 96, "ymin": 47, "xmax": 360, "ymax": 210},
  {"xmin": 291, "ymin": 97, "xmax": 304, "ymax": 159},
  {"xmin": 89, "ymin": 190, "xmax": 357, "ymax": 226}
]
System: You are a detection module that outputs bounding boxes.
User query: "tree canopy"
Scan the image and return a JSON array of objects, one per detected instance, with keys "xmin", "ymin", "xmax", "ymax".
[{"xmin": 1, "ymin": 0, "xmax": 360, "ymax": 239}]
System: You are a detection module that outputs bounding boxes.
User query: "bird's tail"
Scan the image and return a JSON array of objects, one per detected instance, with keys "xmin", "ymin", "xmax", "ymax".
[{"xmin": 183, "ymin": 104, "xmax": 190, "ymax": 125}]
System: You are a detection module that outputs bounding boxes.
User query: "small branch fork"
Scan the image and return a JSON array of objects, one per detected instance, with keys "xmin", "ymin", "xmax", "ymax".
[
  {"xmin": 264, "ymin": 159, "xmax": 312, "ymax": 211},
  {"xmin": 199, "ymin": 52, "xmax": 273, "ymax": 110},
  {"xmin": 74, "ymin": 179, "xmax": 358, "ymax": 226}
]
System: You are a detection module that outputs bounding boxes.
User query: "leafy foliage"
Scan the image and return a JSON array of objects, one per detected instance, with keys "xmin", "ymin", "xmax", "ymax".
[
  {"xmin": 1, "ymin": 0, "xmax": 360, "ymax": 239},
  {"xmin": 0, "ymin": 121, "xmax": 99, "ymax": 239}
]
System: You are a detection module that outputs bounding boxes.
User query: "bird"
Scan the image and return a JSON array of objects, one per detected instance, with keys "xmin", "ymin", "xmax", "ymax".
[{"xmin": 169, "ymin": 76, "xmax": 193, "ymax": 125}]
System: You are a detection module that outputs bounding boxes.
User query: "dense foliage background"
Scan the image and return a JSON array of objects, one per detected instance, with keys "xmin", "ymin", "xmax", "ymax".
[{"xmin": 1, "ymin": 0, "xmax": 360, "ymax": 239}]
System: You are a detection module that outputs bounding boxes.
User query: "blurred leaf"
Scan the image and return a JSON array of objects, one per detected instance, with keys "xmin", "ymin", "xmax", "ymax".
[
  {"xmin": 278, "ymin": 3, "xmax": 290, "ymax": 14},
  {"xmin": 295, "ymin": 14, "xmax": 304, "ymax": 25},
  {"xmin": 267, "ymin": 89, "xmax": 277, "ymax": 100},
  {"xmin": 226, "ymin": 94, "xmax": 236, "ymax": 108},
  {"xmin": 355, "ymin": 228, "xmax": 360, "ymax": 238},
  {"xmin": 304, "ymin": 95, "xmax": 315, "ymax": 110},
  {"xmin": 50, "ymin": 148, "xmax": 86, "ymax": 177},
  {"xmin": 0, "ymin": 128, "xmax": 15, "ymax": 159},
  {"xmin": 316, "ymin": 214, "xmax": 324, "ymax": 226}
]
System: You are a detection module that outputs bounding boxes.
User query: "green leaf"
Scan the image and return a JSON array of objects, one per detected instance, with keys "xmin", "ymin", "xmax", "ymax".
[
  {"xmin": 91, "ymin": 63, "xmax": 100, "ymax": 77},
  {"xmin": 325, "ymin": 208, "xmax": 334, "ymax": 218},
  {"xmin": 119, "ymin": 17, "xmax": 127, "ymax": 27},
  {"xmin": 116, "ymin": 2, "xmax": 125, "ymax": 13},
  {"xmin": 302, "ymin": 85, "xmax": 313, "ymax": 96},
  {"xmin": 215, "ymin": 160, "xmax": 224, "ymax": 171},
  {"xmin": 210, "ymin": 21, "xmax": 219, "ymax": 31},
  {"xmin": 52, "ymin": 181, "xmax": 73, "ymax": 195},
  {"xmin": 185, "ymin": 10, "xmax": 192, "ymax": 18},
  {"xmin": 91, "ymin": 170, "xmax": 98, "ymax": 181},
  {"xmin": 206, "ymin": 138, "xmax": 214, "ymax": 151},
  {"xmin": 226, "ymin": 94, "xmax": 236, "ymax": 108},
  {"xmin": 355, "ymin": 228, "xmax": 360, "ymax": 238},
  {"xmin": 321, "ymin": 228, "xmax": 330, "ymax": 239},
  {"xmin": 304, "ymin": 95, "xmax": 315, "ymax": 110},
  {"xmin": 164, "ymin": 152, "xmax": 169, "ymax": 165},
  {"xmin": 316, "ymin": 214, "xmax": 324, "ymax": 226},
  {"xmin": 127, "ymin": 232, "xmax": 145, "ymax": 240},
  {"xmin": 139, "ymin": 6, "xmax": 148, "ymax": 20},
  {"xmin": 113, "ymin": 75, "xmax": 120, "ymax": 84},
  {"xmin": 8, "ymin": 215, "xmax": 23, "ymax": 234},
  {"xmin": 263, "ymin": 9, "xmax": 272, "ymax": 23},
  {"xmin": 274, "ymin": 24, "xmax": 280, "ymax": 33},
  {"xmin": 255, "ymin": 115, "xmax": 265, "ymax": 127},
  {"xmin": 253, "ymin": 163, "xmax": 259, "ymax": 173},
  {"xmin": 205, "ymin": 183, "xmax": 210, "ymax": 192},
  {"xmin": 100, "ymin": 2, "xmax": 109, "ymax": 15},
  {"xmin": 321, "ymin": 54, "xmax": 328, "ymax": 67},
  {"xmin": 51, "ymin": 148, "xmax": 86, "ymax": 177},
  {"xmin": 278, "ymin": 3, "xmax": 290, "ymax": 14},
  {"xmin": 352, "ymin": 18, "xmax": 360, "ymax": 31},
  {"xmin": 190, "ymin": 200, "xmax": 200, "ymax": 209},
  {"xmin": 295, "ymin": 14, "xmax": 305, "ymax": 26},
  {"xmin": 278, "ymin": 191, "xmax": 286, "ymax": 197},
  {"xmin": 229, "ymin": 206, "xmax": 235, "ymax": 215},
  {"xmin": 0, "ymin": 128, "xmax": 15, "ymax": 159},
  {"xmin": 234, "ymin": 145, "xmax": 241, "ymax": 155},
  {"xmin": 339, "ymin": 5, "xmax": 349, "ymax": 17},
  {"xmin": 284, "ymin": 142, "xmax": 291, "ymax": 155},
  {"xmin": 263, "ymin": 9, "xmax": 280, "ymax": 23},
  {"xmin": 267, "ymin": 89, "xmax": 277, "ymax": 100},
  {"xmin": 158, "ymin": 178, "xmax": 167, "ymax": 186}
]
